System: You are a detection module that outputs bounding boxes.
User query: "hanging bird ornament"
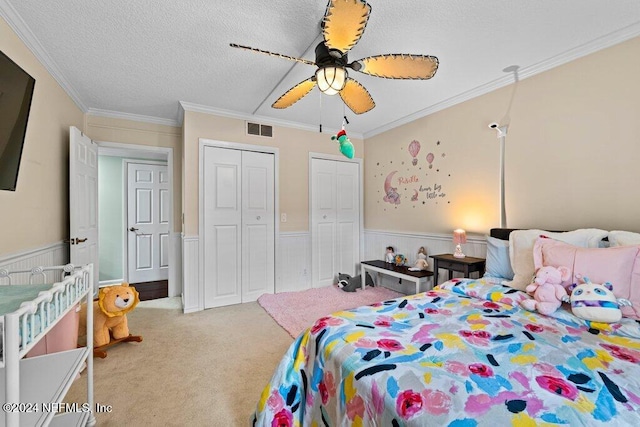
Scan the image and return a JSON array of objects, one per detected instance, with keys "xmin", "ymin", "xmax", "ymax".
[{"xmin": 331, "ymin": 128, "xmax": 355, "ymax": 159}]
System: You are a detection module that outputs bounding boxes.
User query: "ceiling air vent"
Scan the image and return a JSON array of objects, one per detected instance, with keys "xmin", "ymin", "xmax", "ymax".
[{"xmin": 246, "ymin": 121, "xmax": 273, "ymax": 138}]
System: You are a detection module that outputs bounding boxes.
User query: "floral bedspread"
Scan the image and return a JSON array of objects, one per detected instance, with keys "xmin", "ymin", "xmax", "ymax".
[{"xmin": 252, "ymin": 278, "xmax": 640, "ymax": 426}]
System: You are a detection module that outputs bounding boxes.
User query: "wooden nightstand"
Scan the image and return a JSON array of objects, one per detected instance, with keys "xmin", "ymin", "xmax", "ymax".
[{"xmin": 430, "ymin": 254, "xmax": 486, "ymax": 285}]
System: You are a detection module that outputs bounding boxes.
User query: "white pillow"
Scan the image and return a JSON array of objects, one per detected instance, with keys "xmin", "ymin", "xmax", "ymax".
[
  {"xmin": 609, "ymin": 230, "xmax": 640, "ymax": 247},
  {"xmin": 503, "ymin": 228, "xmax": 608, "ymax": 291}
]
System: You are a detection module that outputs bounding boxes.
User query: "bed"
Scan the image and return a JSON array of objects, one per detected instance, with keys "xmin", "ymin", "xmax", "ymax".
[
  {"xmin": 0, "ymin": 264, "xmax": 95, "ymax": 427},
  {"xmin": 252, "ymin": 229, "xmax": 640, "ymax": 426}
]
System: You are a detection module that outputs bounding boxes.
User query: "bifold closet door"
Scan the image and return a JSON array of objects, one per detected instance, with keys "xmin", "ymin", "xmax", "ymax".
[
  {"xmin": 203, "ymin": 146, "xmax": 275, "ymax": 308},
  {"xmin": 203, "ymin": 147, "xmax": 243, "ymax": 308},
  {"xmin": 311, "ymin": 158, "xmax": 359, "ymax": 288},
  {"xmin": 241, "ymin": 150, "xmax": 275, "ymax": 302}
]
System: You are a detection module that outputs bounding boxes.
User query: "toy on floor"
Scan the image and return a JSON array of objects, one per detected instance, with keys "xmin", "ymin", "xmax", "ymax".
[
  {"xmin": 520, "ymin": 265, "xmax": 570, "ymax": 315},
  {"xmin": 562, "ymin": 277, "xmax": 632, "ymax": 323},
  {"xmin": 338, "ymin": 272, "xmax": 375, "ymax": 292},
  {"xmin": 413, "ymin": 247, "xmax": 429, "ymax": 270},
  {"xmin": 79, "ymin": 283, "xmax": 143, "ymax": 358}
]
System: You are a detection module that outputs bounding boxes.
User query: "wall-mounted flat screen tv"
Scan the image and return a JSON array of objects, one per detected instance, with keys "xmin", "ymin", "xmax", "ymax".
[{"xmin": 0, "ymin": 50, "xmax": 36, "ymax": 191}]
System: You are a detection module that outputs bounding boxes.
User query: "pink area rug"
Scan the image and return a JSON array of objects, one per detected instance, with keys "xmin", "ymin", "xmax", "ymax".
[{"xmin": 257, "ymin": 285, "xmax": 403, "ymax": 338}]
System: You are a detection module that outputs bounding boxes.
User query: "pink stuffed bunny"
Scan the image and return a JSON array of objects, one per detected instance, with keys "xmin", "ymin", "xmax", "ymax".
[{"xmin": 520, "ymin": 265, "xmax": 571, "ymax": 315}]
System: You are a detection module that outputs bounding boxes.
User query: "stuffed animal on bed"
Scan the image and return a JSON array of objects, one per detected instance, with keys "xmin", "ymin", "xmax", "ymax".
[
  {"xmin": 520, "ymin": 265, "xmax": 570, "ymax": 315},
  {"xmin": 562, "ymin": 277, "xmax": 632, "ymax": 323},
  {"xmin": 79, "ymin": 283, "xmax": 140, "ymax": 347},
  {"xmin": 337, "ymin": 272, "xmax": 374, "ymax": 292}
]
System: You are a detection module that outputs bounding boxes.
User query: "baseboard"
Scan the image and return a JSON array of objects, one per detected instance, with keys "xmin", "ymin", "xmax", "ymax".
[{"xmin": 99, "ymin": 279, "xmax": 124, "ymax": 286}]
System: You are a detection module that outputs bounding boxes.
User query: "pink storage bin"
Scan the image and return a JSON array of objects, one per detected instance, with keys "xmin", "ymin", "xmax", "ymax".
[{"xmin": 26, "ymin": 304, "xmax": 80, "ymax": 357}]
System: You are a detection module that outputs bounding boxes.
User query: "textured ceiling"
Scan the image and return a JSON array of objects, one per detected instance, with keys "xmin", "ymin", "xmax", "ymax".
[{"xmin": 3, "ymin": 0, "xmax": 640, "ymax": 136}]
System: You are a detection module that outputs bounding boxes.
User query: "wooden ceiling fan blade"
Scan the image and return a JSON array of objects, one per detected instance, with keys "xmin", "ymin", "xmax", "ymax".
[
  {"xmin": 230, "ymin": 43, "xmax": 316, "ymax": 66},
  {"xmin": 272, "ymin": 78, "xmax": 317, "ymax": 109},
  {"xmin": 322, "ymin": 0, "xmax": 371, "ymax": 54},
  {"xmin": 353, "ymin": 54, "xmax": 439, "ymax": 79},
  {"xmin": 339, "ymin": 78, "xmax": 375, "ymax": 114}
]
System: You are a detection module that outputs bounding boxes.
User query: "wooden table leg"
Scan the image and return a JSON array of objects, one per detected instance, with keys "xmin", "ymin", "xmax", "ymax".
[{"xmin": 433, "ymin": 260, "xmax": 439, "ymax": 286}]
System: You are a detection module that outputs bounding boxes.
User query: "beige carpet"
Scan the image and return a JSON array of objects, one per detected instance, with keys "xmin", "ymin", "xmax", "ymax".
[{"xmin": 66, "ymin": 299, "xmax": 293, "ymax": 426}]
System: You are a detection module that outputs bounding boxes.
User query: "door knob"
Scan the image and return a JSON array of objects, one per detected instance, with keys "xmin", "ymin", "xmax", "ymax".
[
  {"xmin": 257, "ymin": 216, "xmax": 261, "ymax": 220},
  {"xmin": 76, "ymin": 238, "xmax": 88, "ymax": 243},
  {"xmin": 323, "ymin": 215, "xmax": 327, "ymax": 219},
  {"xmin": 129, "ymin": 227, "xmax": 139, "ymax": 232}
]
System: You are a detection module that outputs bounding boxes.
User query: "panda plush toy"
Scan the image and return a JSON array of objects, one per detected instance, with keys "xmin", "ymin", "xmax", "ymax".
[
  {"xmin": 563, "ymin": 277, "xmax": 632, "ymax": 323},
  {"xmin": 337, "ymin": 272, "xmax": 375, "ymax": 292}
]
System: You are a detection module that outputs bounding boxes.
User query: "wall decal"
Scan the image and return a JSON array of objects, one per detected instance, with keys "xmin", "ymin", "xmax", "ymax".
[
  {"xmin": 383, "ymin": 171, "xmax": 401, "ymax": 205},
  {"xmin": 426, "ymin": 152, "xmax": 435, "ymax": 169},
  {"xmin": 376, "ymin": 139, "xmax": 451, "ymax": 208},
  {"xmin": 408, "ymin": 140, "xmax": 421, "ymax": 165}
]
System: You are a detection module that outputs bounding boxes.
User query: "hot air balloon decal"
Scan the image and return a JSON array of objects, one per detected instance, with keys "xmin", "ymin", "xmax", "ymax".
[
  {"xmin": 408, "ymin": 140, "xmax": 421, "ymax": 166},
  {"xmin": 383, "ymin": 171, "xmax": 401, "ymax": 205},
  {"xmin": 426, "ymin": 152, "xmax": 435, "ymax": 169}
]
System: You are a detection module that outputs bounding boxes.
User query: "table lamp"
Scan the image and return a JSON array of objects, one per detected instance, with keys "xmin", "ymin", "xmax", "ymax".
[{"xmin": 453, "ymin": 229, "xmax": 467, "ymax": 258}]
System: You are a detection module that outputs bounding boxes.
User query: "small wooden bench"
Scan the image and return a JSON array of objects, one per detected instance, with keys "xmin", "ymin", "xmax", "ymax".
[{"xmin": 360, "ymin": 260, "xmax": 434, "ymax": 295}]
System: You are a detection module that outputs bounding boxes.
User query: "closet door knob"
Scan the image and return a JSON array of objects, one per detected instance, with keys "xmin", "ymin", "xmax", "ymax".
[
  {"xmin": 257, "ymin": 216, "xmax": 261, "ymax": 220},
  {"xmin": 323, "ymin": 215, "xmax": 327, "ymax": 219}
]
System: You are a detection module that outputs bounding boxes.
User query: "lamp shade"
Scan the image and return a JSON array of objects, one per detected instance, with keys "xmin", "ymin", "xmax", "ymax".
[
  {"xmin": 453, "ymin": 229, "xmax": 467, "ymax": 245},
  {"xmin": 316, "ymin": 66, "xmax": 347, "ymax": 95}
]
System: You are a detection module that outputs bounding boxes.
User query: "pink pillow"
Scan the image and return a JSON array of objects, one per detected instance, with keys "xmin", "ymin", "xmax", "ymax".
[{"xmin": 533, "ymin": 237, "xmax": 640, "ymax": 320}]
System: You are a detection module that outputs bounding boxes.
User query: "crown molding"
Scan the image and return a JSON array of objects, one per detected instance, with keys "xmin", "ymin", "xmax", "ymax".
[
  {"xmin": 179, "ymin": 101, "xmax": 365, "ymax": 140},
  {"xmin": 87, "ymin": 108, "xmax": 180, "ymax": 128},
  {"xmin": 0, "ymin": 0, "xmax": 87, "ymax": 113},
  {"xmin": 364, "ymin": 21, "xmax": 640, "ymax": 139}
]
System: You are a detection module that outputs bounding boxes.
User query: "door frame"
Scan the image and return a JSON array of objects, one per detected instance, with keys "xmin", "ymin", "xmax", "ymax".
[
  {"xmin": 308, "ymin": 152, "xmax": 364, "ymax": 288},
  {"xmin": 96, "ymin": 141, "xmax": 178, "ymax": 297},
  {"xmin": 122, "ymin": 158, "xmax": 169, "ymax": 285},
  {"xmin": 199, "ymin": 138, "xmax": 280, "ymax": 311}
]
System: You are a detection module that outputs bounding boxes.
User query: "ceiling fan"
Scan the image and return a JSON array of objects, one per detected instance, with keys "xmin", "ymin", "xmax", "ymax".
[{"xmin": 231, "ymin": 0, "xmax": 439, "ymax": 115}]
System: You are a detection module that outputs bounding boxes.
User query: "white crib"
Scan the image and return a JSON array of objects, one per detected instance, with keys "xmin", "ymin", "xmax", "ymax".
[{"xmin": 0, "ymin": 264, "xmax": 95, "ymax": 427}]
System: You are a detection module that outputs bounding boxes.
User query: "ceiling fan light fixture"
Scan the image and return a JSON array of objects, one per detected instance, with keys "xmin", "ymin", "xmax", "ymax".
[{"xmin": 316, "ymin": 66, "xmax": 347, "ymax": 95}]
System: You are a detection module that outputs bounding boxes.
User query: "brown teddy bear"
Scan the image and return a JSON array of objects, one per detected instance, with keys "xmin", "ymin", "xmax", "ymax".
[{"xmin": 79, "ymin": 283, "xmax": 140, "ymax": 347}]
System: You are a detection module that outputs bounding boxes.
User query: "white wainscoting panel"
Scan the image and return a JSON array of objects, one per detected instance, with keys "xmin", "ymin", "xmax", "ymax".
[
  {"xmin": 0, "ymin": 242, "xmax": 69, "ymax": 284},
  {"xmin": 364, "ymin": 229, "xmax": 488, "ymax": 293},
  {"xmin": 278, "ymin": 232, "xmax": 310, "ymax": 293},
  {"xmin": 169, "ymin": 232, "xmax": 182, "ymax": 297},
  {"xmin": 182, "ymin": 235, "xmax": 200, "ymax": 313}
]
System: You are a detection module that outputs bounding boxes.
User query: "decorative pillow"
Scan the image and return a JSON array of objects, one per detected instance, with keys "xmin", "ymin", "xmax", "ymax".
[
  {"xmin": 609, "ymin": 230, "xmax": 640, "ymax": 247},
  {"xmin": 504, "ymin": 229, "xmax": 608, "ymax": 291},
  {"xmin": 533, "ymin": 237, "xmax": 640, "ymax": 320},
  {"xmin": 483, "ymin": 236, "xmax": 514, "ymax": 280}
]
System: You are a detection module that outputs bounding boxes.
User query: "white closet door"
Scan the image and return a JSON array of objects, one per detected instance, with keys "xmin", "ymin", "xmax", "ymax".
[
  {"xmin": 336, "ymin": 161, "xmax": 360, "ymax": 276},
  {"xmin": 241, "ymin": 151, "xmax": 275, "ymax": 302},
  {"xmin": 311, "ymin": 159, "xmax": 337, "ymax": 288},
  {"xmin": 203, "ymin": 147, "xmax": 242, "ymax": 308}
]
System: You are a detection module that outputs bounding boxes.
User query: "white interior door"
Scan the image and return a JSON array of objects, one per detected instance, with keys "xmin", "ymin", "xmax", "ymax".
[
  {"xmin": 127, "ymin": 162, "xmax": 170, "ymax": 283},
  {"xmin": 241, "ymin": 151, "xmax": 275, "ymax": 302},
  {"xmin": 203, "ymin": 147, "xmax": 242, "ymax": 308},
  {"xmin": 69, "ymin": 126, "xmax": 99, "ymax": 290},
  {"xmin": 336, "ymin": 161, "xmax": 360, "ymax": 275},
  {"xmin": 311, "ymin": 159, "xmax": 337, "ymax": 288}
]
